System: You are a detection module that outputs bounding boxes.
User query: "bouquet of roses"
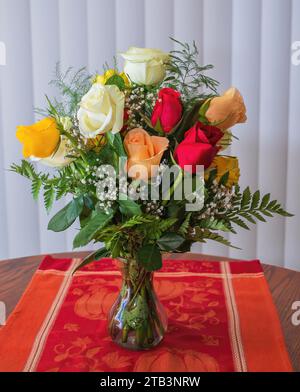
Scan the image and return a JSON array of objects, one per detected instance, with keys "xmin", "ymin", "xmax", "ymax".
[{"xmin": 12, "ymin": 40, "xmax": 291, "ymax": 350}]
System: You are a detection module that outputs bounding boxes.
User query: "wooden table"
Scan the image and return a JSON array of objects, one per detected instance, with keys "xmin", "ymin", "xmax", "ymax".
[{"xmin": 0, "ymin": 251, "xmax": 300, "ymax": 372}]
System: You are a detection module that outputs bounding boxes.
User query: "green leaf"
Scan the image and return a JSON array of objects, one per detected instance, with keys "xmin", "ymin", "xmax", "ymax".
[
  {"xmin": 157, "ymin": 232, "xmax": 185, "ymax": 251},
  {"xmin": 267, "ymin": 200, "xmax": 277, "ymax": 209},
  {"xmin": 105, "ymin": 74, "xmax": 126, "ymax": 90},
  {"xmin": 219, "ymin": 171, "xmax": 229, "ymax": 186},
  {"xmin": 199, "ymin": 218, "xmax": 232, "ymax": 232},
  {"xmin": 231, "ymin": 217, "xmax": 250, "ymax": 230},
  {"xmin": 194, "ymin": 228, "xmax": 240, "ymax": 249},
  {"xmin": 31, "ymin": 178, "xmax": 42, "ymax": 200},
  {"xmin": 120, "ymin": 215, "xmax": 156, "ymax": 229},
  {"xmin": 48, "ymin": 196, "xmax": 84, "ymax": 232},
  {"xmin": 260, "ymin": 193, "xmax": 270, "ymax": 209},
  {"xmin": 199, "ymin": 98, "xmax": 212, "ymax": 118},
  {"xmin": 251, "ymin": 211, "xmax": 266, "ymax": 222},
  {"xmin": 73, "ymin": 247, "xmax": 110, "ymax": 274},
  {"xmin": 206, "ymin": 168, "xmax": 217, "ymax": 186},
  {"xmin": 22, "ymin": 160, "xmax": 36, "ymax": 180},
  {"xmin": 276, "ymin": 209, "xmax": 293, "ymax": 217},
  {"xmin": 174, "ymin": 101, "xmax": 203, "ymax": 142},
  {"xmin": 251, "ymin": 190, "xmax": 260, "ymax": 209},
  {"xmin": 83, "ymin": 195, "xmax": 95, "ymax": 210},
  {"xmin": 178, "ymin": 212, "xmax": 192, "ymax": 235},
  {"xmin": 118, "ymin": 195, "xmax": 142, "ymax": 217},
  {"xmin": 241, "ymin": 187, "xmax": 251, "ymax": 209},
  {"xmin": 106, "ymin": 132, "xmax": 127, "ymax": 157},
  {"xmin": 261, "ymin": 210, "xmax": 273, "ymax": 217},
  {"xmin": 167, "ymin": 203, "xmax": 185, "ymax": 219},
  {"xmin": 238, "ymin": 212, "xmax": 256, "ymax": 224},
  {"xmin": 73, "ymin": 211, "xmax": 114, "ymax": 248},
  {"xmin": 44, "ymin": 185, "xmax": 56, "ymax": 212},
  {"xmin": 137, "ymin": 244, "xmax": 162, "ymax": 271},
  {"xmin": 109, "ymin": 234, "xmax": 122, "ymax": 258}
]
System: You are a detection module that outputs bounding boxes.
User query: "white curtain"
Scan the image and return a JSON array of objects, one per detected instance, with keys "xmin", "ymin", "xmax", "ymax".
[{"xmin": 0, "ymin": 0, "xmax": 299, "ymax": 270}]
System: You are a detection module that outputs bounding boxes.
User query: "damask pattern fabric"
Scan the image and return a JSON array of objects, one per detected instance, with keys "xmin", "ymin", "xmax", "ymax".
[{"xmin": 0, "ymin": 256, "xmax": 292, "ymax": 372}]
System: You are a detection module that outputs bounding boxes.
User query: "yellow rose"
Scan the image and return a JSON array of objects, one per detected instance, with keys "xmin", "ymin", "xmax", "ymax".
[
  {"xmin": 208, "ymin": 156, "xmax": 240, "ymax": 187},
  {"xmin": 124, "ymin": 128, "xmax": 169, "ymax": 180},
  {"xmin": 77, "ymin": 83, "xmax": 125, "ymax": 138},
  {"xmin": 205, "ymin": 87, "xmax": 247, "ymax": 131},
  {"xmin": 120, "ymin": 47, "xmax": 169, "ymax": 85},
  {"xmin": 95, "ymin": 69, "xmax": 130, "ymax": 86},
  {"xmin": 16, "ymin": 117, "xmax": 60, "ymax": 158}
]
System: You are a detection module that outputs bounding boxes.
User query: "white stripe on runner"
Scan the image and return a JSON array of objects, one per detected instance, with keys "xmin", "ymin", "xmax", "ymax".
[
  {"xmin": 23, "ymin": 258, "xmax": 81, "ymax": 372},
  {"xmin": 221, "ymin": 261, "xmax": 247, "ymax": 372}
]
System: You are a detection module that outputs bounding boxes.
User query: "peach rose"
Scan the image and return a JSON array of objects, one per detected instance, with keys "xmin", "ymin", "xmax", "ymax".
[
  {"xmin": 205, "ymin": 87, "xmax": 247, "ymax": 131},
  {"xmin": 124, "ymin": 128, "xmax": 169, "ymax": 180}
]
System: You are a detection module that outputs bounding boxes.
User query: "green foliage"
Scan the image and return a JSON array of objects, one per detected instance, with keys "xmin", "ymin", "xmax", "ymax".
[
  {"xmin": 192, "ymin": 227, "xmax": 240, "ymax": 249},
  {"xmin": 118, "ymin": 196, "xmax": 142, "ymax": 217},
  {"xmin": 219, "ymin": 171, "xmax": 230, "ymax": 186},
  {"xmin": 73, "ymin": 247, "xmax": 110, "ymax": 273},
  {"xmin": 46, "ymin": 64, "xmax": 91, "ymax": 117},
  {"xmin": 120, "ymin": 215, "xmax": 157, "ymax": 229},
  {"xmin": 48, "ymin": 196, "xmax": 84, "ymax": 232},
  {"xmin": 157, "ymin": 232, "xmax": 185, "ymax": 251},
  {"xmin": 106, "ymin": 132, "xmax": 127, "ymax": 157},
  {"xmin": 124, "ymin": 294, "xmax": 149, "ymax": 329},
  {"xmin": 11, "ymin": 157, "xmax": 98, "ymax": 212},
  {"xmin": 174, "ymin": 101, "xmax": 202, "ymax": 142},
  {"xmin": 73, "ymin": 210, "xmax": 114, "ymax": 248},
  {"xmin": 197, "ymin": 217, "xmax": 234, "ymax": 233},
  {"xmin": 227, "ymin": 186, "xmax": 293, "ymax": 230},
  {"xmin": 144, "ymin": 218, "xmax": 178, "ymax": 241},
  {"xmin": 43, "ymin": 184, "xmax": 56, "ymax": 212},
  {"xmin": 165, "ymin": 38, "xmax": 219, "ymax": 107},
  {"xmin": 105, "ymin": 74, "xmax": 126, "ymax": 90},
  {"xmin": 31, "ymin": 178, "xmax": 43, "ymax": 200},
  {"xmin": 137, "ymin": 244, "xmax": 162, "ymax": 271},
  {"xmin": 178, "ymin": 213, "xmax": 192, "ymax": 236}
]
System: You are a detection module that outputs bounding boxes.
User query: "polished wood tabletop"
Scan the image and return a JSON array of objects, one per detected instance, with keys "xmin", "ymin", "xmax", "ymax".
[{"xmin": 0, "ymin": 251, "xmax": 300, "ymax": 372}]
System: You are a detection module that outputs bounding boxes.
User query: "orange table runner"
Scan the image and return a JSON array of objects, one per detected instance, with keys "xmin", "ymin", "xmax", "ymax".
[{"xmin": 0, "ymin": 256, "xmax": 292, "ymax": 372}]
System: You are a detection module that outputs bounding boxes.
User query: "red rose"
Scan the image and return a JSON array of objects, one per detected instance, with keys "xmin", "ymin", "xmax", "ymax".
[
  {"xmin": 151, "ymin": 88, "xmax": 182, "ymax": 133},
  {"xmin": 174, "ymin": 122, "xmax": 223, "ymax": 173}
]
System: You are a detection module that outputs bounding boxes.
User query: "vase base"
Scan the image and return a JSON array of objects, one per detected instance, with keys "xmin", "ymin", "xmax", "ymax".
[{"xmin": 111, "ymin": 334, "xmax": 164, "ymax": 351}]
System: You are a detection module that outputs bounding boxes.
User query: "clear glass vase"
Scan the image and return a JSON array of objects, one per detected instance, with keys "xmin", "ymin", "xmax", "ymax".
[{"xmin": 108, "ymin": 258, "xmax": 168, "ymax": 350}]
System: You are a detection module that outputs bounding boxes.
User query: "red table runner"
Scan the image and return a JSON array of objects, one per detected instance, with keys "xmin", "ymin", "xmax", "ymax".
[{"xmin": 0, "ymin": 256, "xmax": 292, "ymax": 372}]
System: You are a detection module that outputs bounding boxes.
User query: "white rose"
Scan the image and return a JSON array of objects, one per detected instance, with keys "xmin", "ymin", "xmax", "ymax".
[
  {"xmin": 39, "ymin": 136, "xmax": 73, "ymax": 168},
  {"xmin": 120, "ymin": 47, "xmax": 169, "ymax": 85},
  {"xmin": 77, "ymin": 83, "xmax": 125, "ymax": 138}
]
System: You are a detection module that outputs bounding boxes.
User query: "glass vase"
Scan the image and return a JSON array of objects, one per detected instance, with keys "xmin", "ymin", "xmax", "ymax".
[{"xmin": 108, "ymin": 258, "xmax": 168, "ymax": 350}]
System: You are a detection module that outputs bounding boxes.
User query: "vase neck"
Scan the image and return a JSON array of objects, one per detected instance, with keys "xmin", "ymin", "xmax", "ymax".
[{"xmin": 119, "ymin": 258, "xmax": 153, "ymax": 285}]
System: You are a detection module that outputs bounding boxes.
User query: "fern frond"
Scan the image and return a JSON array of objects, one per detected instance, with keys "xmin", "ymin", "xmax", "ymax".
[{"xmin": 178, "ymin": 213, "xmax": 191, "ymax": 236}]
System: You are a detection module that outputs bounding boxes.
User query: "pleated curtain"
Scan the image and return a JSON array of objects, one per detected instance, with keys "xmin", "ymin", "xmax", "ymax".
[{"xmin": 0, "ymin": 0, "xmax": 299, "ymax": 271}]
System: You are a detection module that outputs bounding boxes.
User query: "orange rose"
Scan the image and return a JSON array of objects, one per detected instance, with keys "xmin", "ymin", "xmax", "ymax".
[
  {"xmin": 124, "ymin": 128, "xmax": 169, "ymax": 180},
  {"xmin": 205, "ymin": 87, "xmax": 247, "ymax": 131}
]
